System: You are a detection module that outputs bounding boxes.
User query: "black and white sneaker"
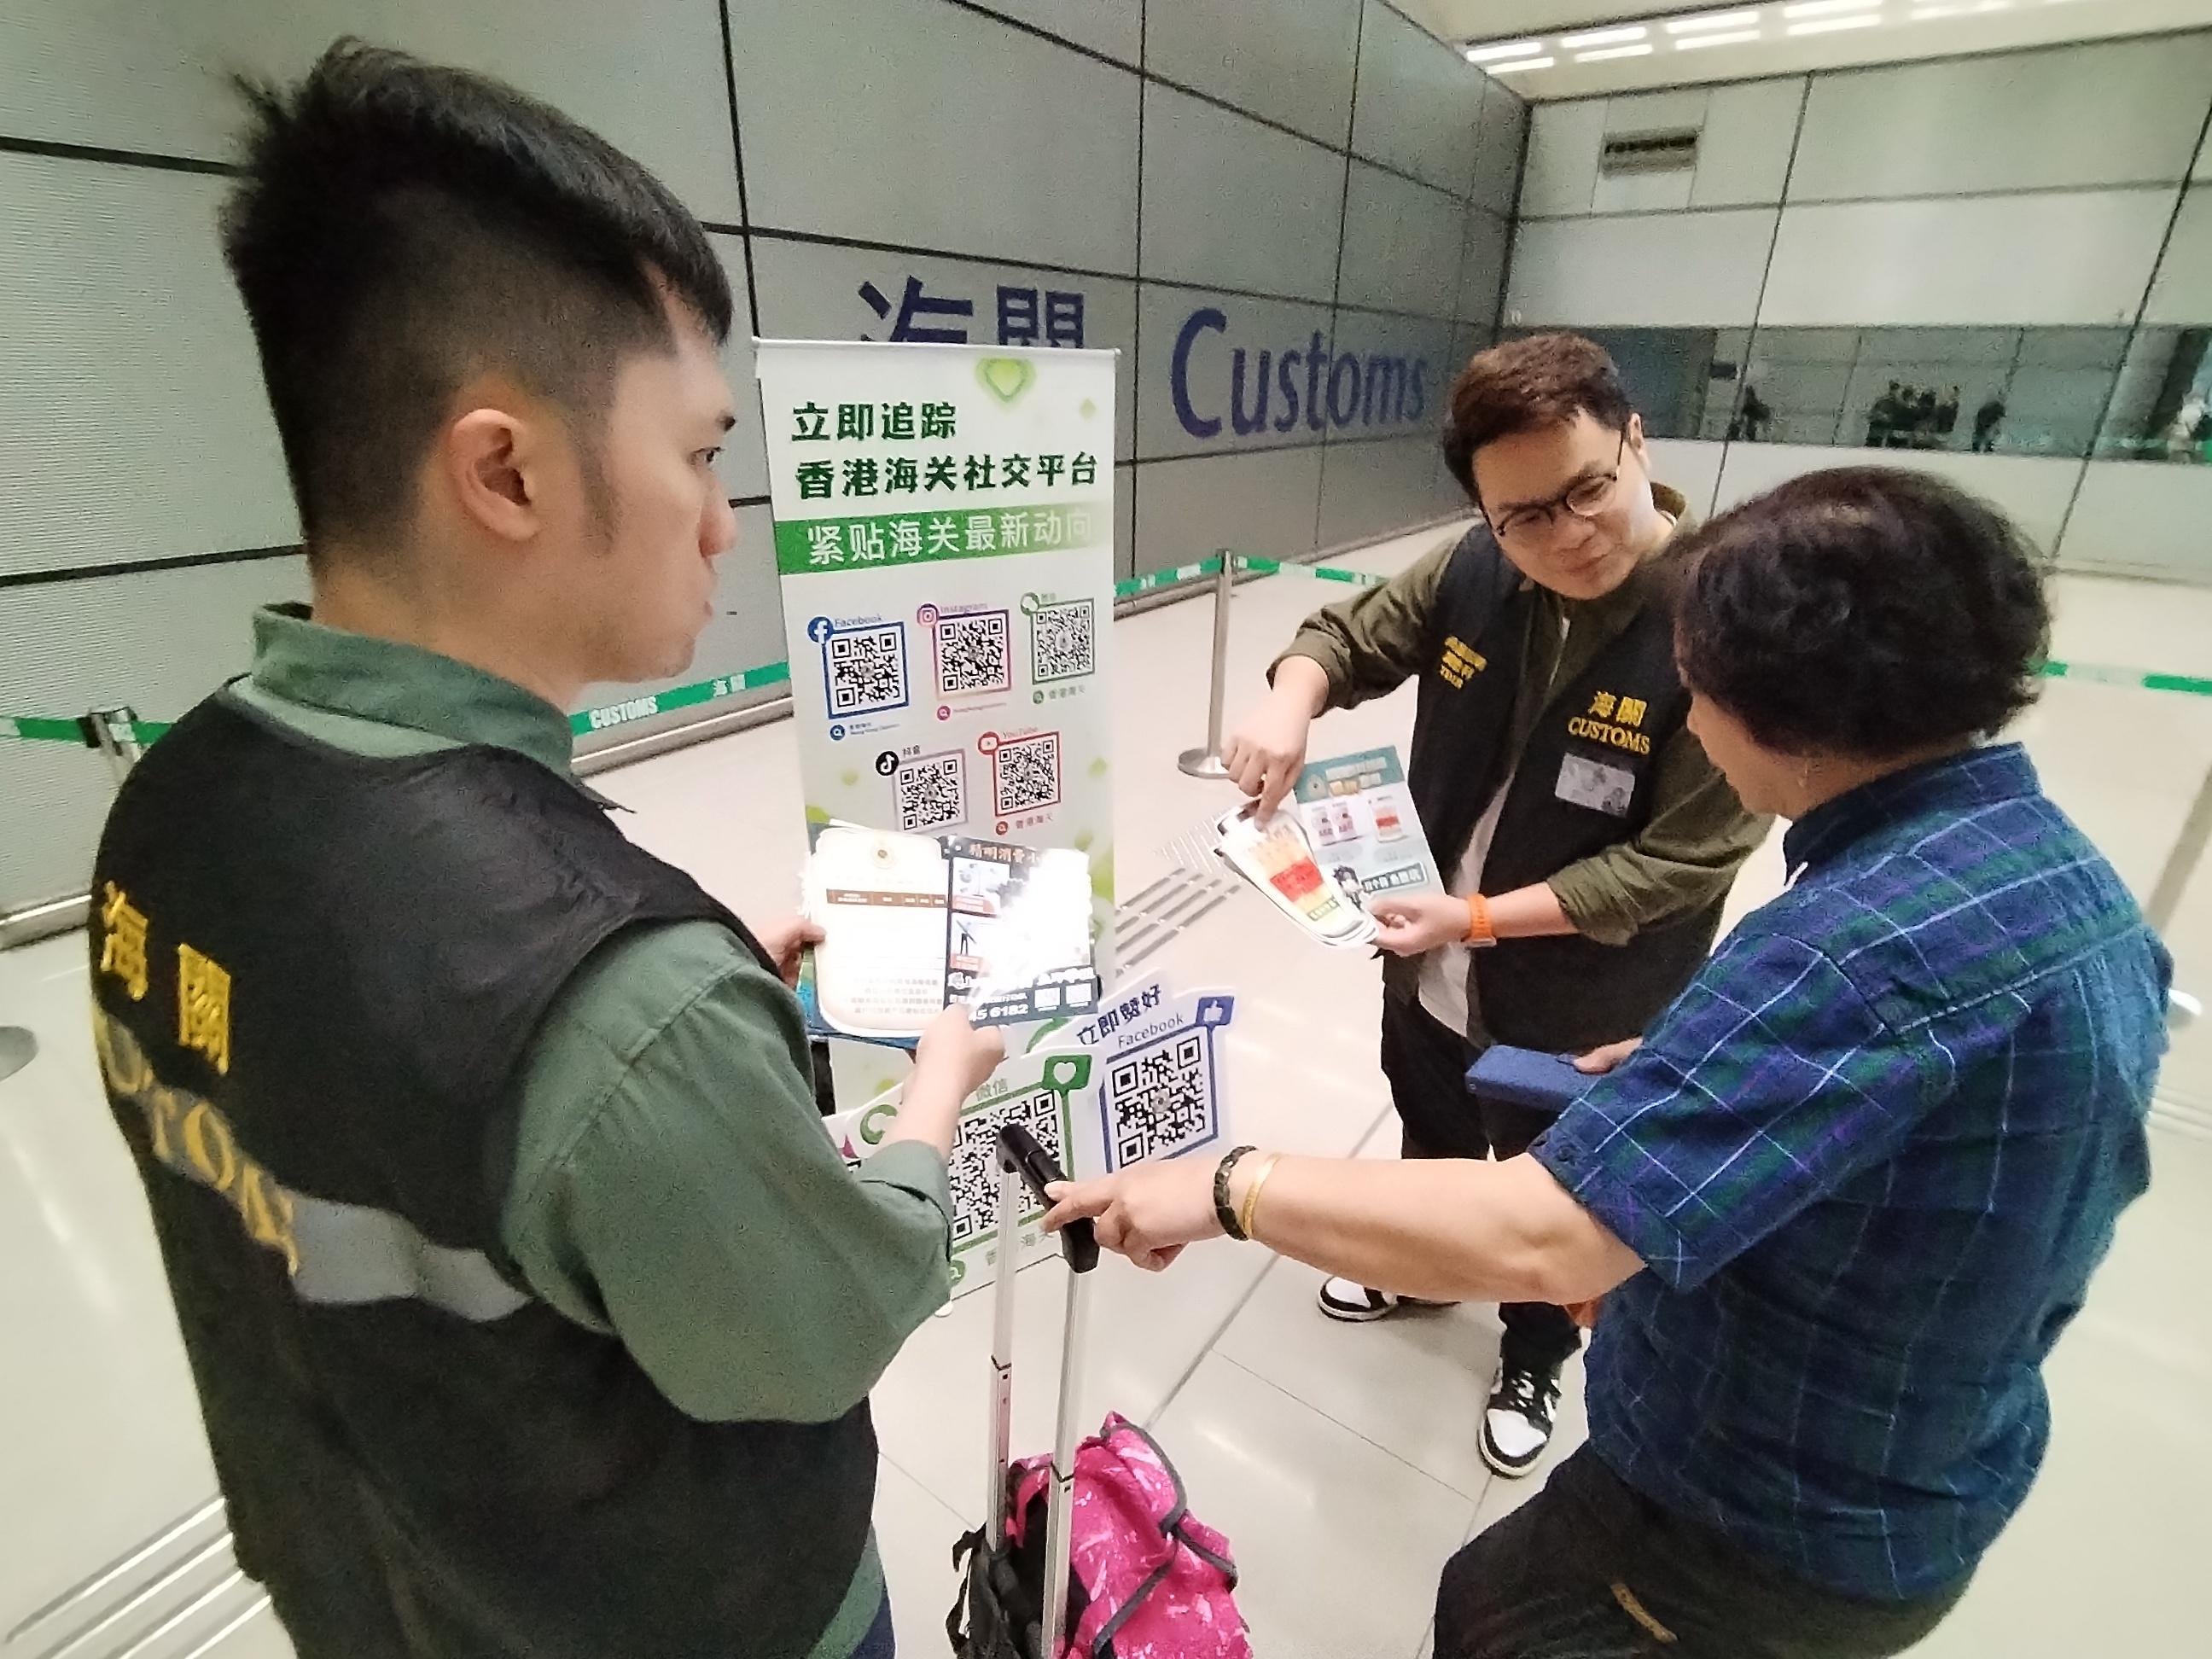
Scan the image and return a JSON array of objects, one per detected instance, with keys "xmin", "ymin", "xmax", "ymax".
[
  {"xmin": 1317, "ymin": 1277, "xmax": 1404, "ymax": 1322},
  {"xmin": 1479, "ymin": 1359, "xmax": 1562, "ymax": 1478}
]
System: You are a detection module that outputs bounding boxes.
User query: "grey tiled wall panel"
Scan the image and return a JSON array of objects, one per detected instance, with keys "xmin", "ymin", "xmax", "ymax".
[
  {"xmin": 0, "ymin": 0, "xmax": 746, "ymax": 220},
  {"xmin": 1139, "ymin": 82, "xmax": 1345, "ymax": 303},
  {"xmin": 963, "ymin": 0, "xmax": 1143, "ymax": 66},
  {"xmin": 1338, "ymin": 162, "xmax": 1465, "ymax": 320},
  {"xmin": 1505, "ymin": 210, "xmax": 1778, "ymax": 329},
  {"xmin": 1787, "ymin": 36, "xmax": 2212, "ymax": 203},
  {"xmin": 1458, "ymin": 209, "xmax": 1510, "ymax": 328},
  {"xmin": 729, "ymin": 0, "xmax": 1140, "ymax": 275},
  {"xmin": 1518, "ymin": 99, "xmax": 1605, "ymax": 218},
  {"xmin": 2058, "ymin": 462, "xmax": 2212, "ymax": 583},
  {"xmin": 1144, "ymin": 0, "xmax": 1361, "ymax": 150},
  {"xmin": 1759, "ymin": 191, "xmax": 2177, "ymax": 328},
  {"xmin": 1132, "ymin": 445, "xmax": 1324, "ymax": 574},
  {"xmin": 1348, "ymin": 0, "xmax": 1483, "ymax": 198},
  {"xmin": 2143, "ymin": 189, "xmax": 2212, "ymax": 326},
  {"xmin": 1690, "ymin": 79, "xmax": 1805, "ymax": 210},
  {"xmin": 1318, "ymin": 434, "xmax": 1458, "ymax": 549},
  {"xmin": 1470, "ymin": 80, "xmax": 1528, "ymax": 218},
  {"xmin": 0, "ymin": 155, "xmax": 297, "ymax": 581}
]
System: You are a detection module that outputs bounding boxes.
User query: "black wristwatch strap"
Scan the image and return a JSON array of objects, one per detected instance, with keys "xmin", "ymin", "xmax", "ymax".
[{"xmin": 1214, "ymin": 1145, "xmax": 1259, "ymax": 1241}]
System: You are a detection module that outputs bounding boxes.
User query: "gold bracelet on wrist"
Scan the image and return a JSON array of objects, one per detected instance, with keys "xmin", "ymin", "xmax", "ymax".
[{"xmin": 1237, "ymin": 1152, "xmax": 1283, "ymax": 1243}]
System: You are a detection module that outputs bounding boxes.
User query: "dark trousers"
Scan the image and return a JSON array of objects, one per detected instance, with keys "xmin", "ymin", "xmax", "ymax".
[
  {"xmin": 1436, "ymin": 1449, "xmax": 1969, "ymax": 1658},
  {"xmin": 1381, "ymin": 996, "xmax": 1580, "ymax": 1373}
]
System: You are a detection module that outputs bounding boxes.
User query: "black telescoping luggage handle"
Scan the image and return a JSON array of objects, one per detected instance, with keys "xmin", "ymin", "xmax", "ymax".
[{"xmin": 996, "ymin": 1125, "xmax": 1099, "ymax": 1274}]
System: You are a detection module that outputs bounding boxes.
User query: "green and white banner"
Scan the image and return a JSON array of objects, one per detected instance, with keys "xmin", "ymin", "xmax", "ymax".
[{"xmin": 757, "ymin": 340, "xmax": 1121, "ymax": 1105}]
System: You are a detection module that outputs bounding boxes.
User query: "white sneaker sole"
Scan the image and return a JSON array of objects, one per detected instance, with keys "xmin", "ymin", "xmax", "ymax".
[
  {"xmin": 1317, "ymin": 1291, "xmax": 1400, "ymax": 1323},
  {"xmin": 1477, "ymin": 1433, "xmax": 1548, "ymax": 1479}
]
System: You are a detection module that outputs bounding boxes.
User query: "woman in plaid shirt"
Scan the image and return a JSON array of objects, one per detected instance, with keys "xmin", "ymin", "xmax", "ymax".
[{"xmin": 1051, "ymin": 469, "xmax": 2173, "ymax": 1656}]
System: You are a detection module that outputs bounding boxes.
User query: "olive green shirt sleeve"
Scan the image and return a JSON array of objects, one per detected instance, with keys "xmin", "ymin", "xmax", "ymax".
[
  {"xmin": 1545, "ymin": 724, "xmax": 1773, "ymax": 947},
  {"xmin": 1269, "ymin": 532, "xmax": 1461, "ymax": 709},
  {"xmin": 502, "ymin": 921, "xmax": 953, "ymax": 1426}
]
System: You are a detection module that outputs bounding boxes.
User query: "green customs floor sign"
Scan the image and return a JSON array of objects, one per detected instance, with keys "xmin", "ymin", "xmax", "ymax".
[{"xmin": 757, "ymin": 340, "xmax": 1119, "ymax": 1110}]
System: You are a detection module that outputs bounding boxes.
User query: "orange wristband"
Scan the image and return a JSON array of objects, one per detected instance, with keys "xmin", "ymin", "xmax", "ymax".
[{"xmin": 1464, "ymin": 893, "xmax": 1496, "ymax": 946}]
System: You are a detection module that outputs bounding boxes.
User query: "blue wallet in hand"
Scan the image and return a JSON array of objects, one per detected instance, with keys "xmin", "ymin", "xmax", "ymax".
[{"xmin": 1464, "ymin": 1044, "xmax": 1588, "ymax": 1116}]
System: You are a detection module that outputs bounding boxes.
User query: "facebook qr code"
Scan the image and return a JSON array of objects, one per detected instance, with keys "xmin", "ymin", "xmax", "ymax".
[
  {"xmin": 1104, "ymin": 1032, "xmax": 1218, "ymax": 1173},
  {"xmin": 824, "ymin": 624, "xmax": 908, "ymax": 715},
  {"xmin": 1029, "ymin": 598, "xmax": 1096, "ymax": 684},
  {"xmin": 947, "ymin": 1086, "xmax": 1065, "ymax": 1247},
  {"xmin": 992, "ymin": 731, "xmax": 1061, "ymax": 817},
  {"xmin": 894, "ymin": 751, "xmax": 966, "ymax": 833},
  {"xmin": 935, "ymin": 610, "xmax": 1012, "ymax": 697}
]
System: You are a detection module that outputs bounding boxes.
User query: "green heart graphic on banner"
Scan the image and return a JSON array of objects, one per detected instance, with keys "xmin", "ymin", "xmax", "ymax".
[{"xmin": 978, "ymin": 356, "xmax": 1034, "ymax": 403}]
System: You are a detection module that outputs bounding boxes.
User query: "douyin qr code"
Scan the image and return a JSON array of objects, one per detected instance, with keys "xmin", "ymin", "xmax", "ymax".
[
  {"xmin": 1104, "ymin": 1031, "xmax": 1220, "ymax": 1173},
  {"xmin": 895, "ymin": 751, "xmax": 966, "ymax": 833},
  {"xmin": 1029, "ymin": 598, "xmax": 1096, "ymax": 684},
  {"xmin": 992, "ymin": 731, "xmax": 1061, "ymax": 817},
  {"xmin": 947, "ymin": 1086, "xmax": 1064, "ymax": 1246},
  {"xmin": 934, "ymin": 610, "xmax": 1012, "ymax": 697},
  {"xmin": 823, "ymin": 623, "xmax": 909, "ymax": 716}
]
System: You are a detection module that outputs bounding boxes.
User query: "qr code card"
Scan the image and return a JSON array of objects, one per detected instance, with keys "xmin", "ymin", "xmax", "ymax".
[
  {"xmin": 823, "ymin": 1050, "xmax": 1095, "ymax": 1299},
  {"xmin": 1048, "ymin": 972, "xmax": 1237, "ymax": 1177},
  {"xmin": 1028, "ymin": 597, "xmax": 1097, "ymax": 684},
  {"xmin": 933, "ymin": 608, "xmax": 1013, "ymax": 699},
  {"xmin": 818, "ymin": 620, "xmax": 911, "ymax": 719},
  {"xmin": 989, "ymin": 729, "xmax": 1062, "ymax": 818},
  {"xmin": 893, "ymin": 749, "xmax": 967, "ymax": 834}
]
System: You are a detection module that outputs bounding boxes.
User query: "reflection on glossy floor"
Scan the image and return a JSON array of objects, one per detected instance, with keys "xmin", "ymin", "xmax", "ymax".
[{"xmin": 4, "ymin": 521, "xmax": 2209, "ymax": 1658}]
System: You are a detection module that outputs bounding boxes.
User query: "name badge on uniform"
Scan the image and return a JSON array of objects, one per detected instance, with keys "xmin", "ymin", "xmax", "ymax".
[{"xmin": 1557, "ymin": 753, "xmax": 1636, "ymax": 818}]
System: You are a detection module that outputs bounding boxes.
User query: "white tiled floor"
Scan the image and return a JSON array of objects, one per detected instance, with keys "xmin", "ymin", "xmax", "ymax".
[{"xmin": 3, "ymin": 524, "xmax": 2209, "ymax": 1656}]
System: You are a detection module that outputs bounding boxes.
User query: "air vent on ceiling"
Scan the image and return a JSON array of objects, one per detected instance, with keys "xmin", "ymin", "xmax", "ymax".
[{"xmin": 1599, "ymin": 129, "xmax": 1700, "ymax": 174}]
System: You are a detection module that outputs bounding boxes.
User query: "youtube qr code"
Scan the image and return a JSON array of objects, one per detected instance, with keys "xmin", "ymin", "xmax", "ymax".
[
  {"xmin": 935, "ymin": 610, "xmax": 1012, "ymax": 697},
  {"xmin": 992, "ymin": 731, "xmax": 1061, "ymax": 817},
  {"xmin": 894, "ymin": 751, "xmax": 966, "ymax": 833},
  {"xmin": 947, "ymin": 1086, "xmax": 1065, "ymax": 1247},
  {"xmin": 1029, "ymin": 598, "xmax": 1096, "ymax": 684},
  {"xmin": 824, "ymin": 623, "xmax": 908, "ymax": 716},
  {"xmin": 1104, "ymin": 1031, "xmax": 1219, "ymax": 1173}
]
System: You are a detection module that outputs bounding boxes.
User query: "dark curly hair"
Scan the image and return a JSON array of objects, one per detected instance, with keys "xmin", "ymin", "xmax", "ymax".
[
  {"xmin": 1674, "ymin": 469, "xmax": 2051, "ymax": 760},
  {"xmin": 1441, "ymin": 334, "xmax": 1633, "ymax": 500}
]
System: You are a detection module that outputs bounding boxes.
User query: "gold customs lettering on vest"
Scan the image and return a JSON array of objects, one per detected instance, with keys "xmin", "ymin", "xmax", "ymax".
[
  {"xmin": 1565, "ymin": 690, "xmax": 1653, "ymax": 756},
  {"xmin": 93, "ymin": 1008, "xmax": 299, "ymax": 1272},
  {"xmin": 92, "ymin": 891, "xmax": 295, "ymax": 1271},
  {"xmin": 1437, "ymin": 635, "xmax": 1487, "ymax": 690}
]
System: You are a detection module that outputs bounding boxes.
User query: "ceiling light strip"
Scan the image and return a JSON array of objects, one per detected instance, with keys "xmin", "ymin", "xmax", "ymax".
[
  {"xmin": 1787, "ymin": 12, "xmax": 1885, "ymax": 32},
  {"xmin": 1559, "ymin": 25, "xmax": 1651, "ymax": 49},
  {"xmin": 1665, "ymin": 9, "xmax": 1762, "ymax": 31}
]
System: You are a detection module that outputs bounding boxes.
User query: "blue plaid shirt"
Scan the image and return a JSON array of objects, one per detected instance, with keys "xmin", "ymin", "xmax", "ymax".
[{"xmin": 1534, "ymin": 744, "xmax": 2170, "ymax": 1601}]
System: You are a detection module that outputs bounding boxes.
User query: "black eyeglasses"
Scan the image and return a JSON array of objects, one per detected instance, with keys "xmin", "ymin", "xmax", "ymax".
[{"xmin": 1485, "ymin": 430, "xmax": 1627, "ymax": 546}]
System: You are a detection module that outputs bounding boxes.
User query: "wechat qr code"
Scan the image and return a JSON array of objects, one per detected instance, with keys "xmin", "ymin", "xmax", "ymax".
[
  {"xmin": 895, "ymin": 750, "xmax": 967, "ymax": 834},
  {"xmin": 824, "ymin": 623, "xmax": 908, "ymax": 716},
  {"xmin": 935, "ymin": 610, "xmax": 1012, "ymax": 697},
  {"xmin": 992, "ymin": 731, "xmax": 1061, "ymax": 817},
  {"xmin": 1104, "ymin": 1030, "xmax": 1220, "ymax": 1173},
  {"xmin": 947, "ymin": 1086, "xmax": 1065, "ymax": 1247},
  {"xmin": 1030, "ymin": 598, "xmax": 1096, "ymax": 684}
]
